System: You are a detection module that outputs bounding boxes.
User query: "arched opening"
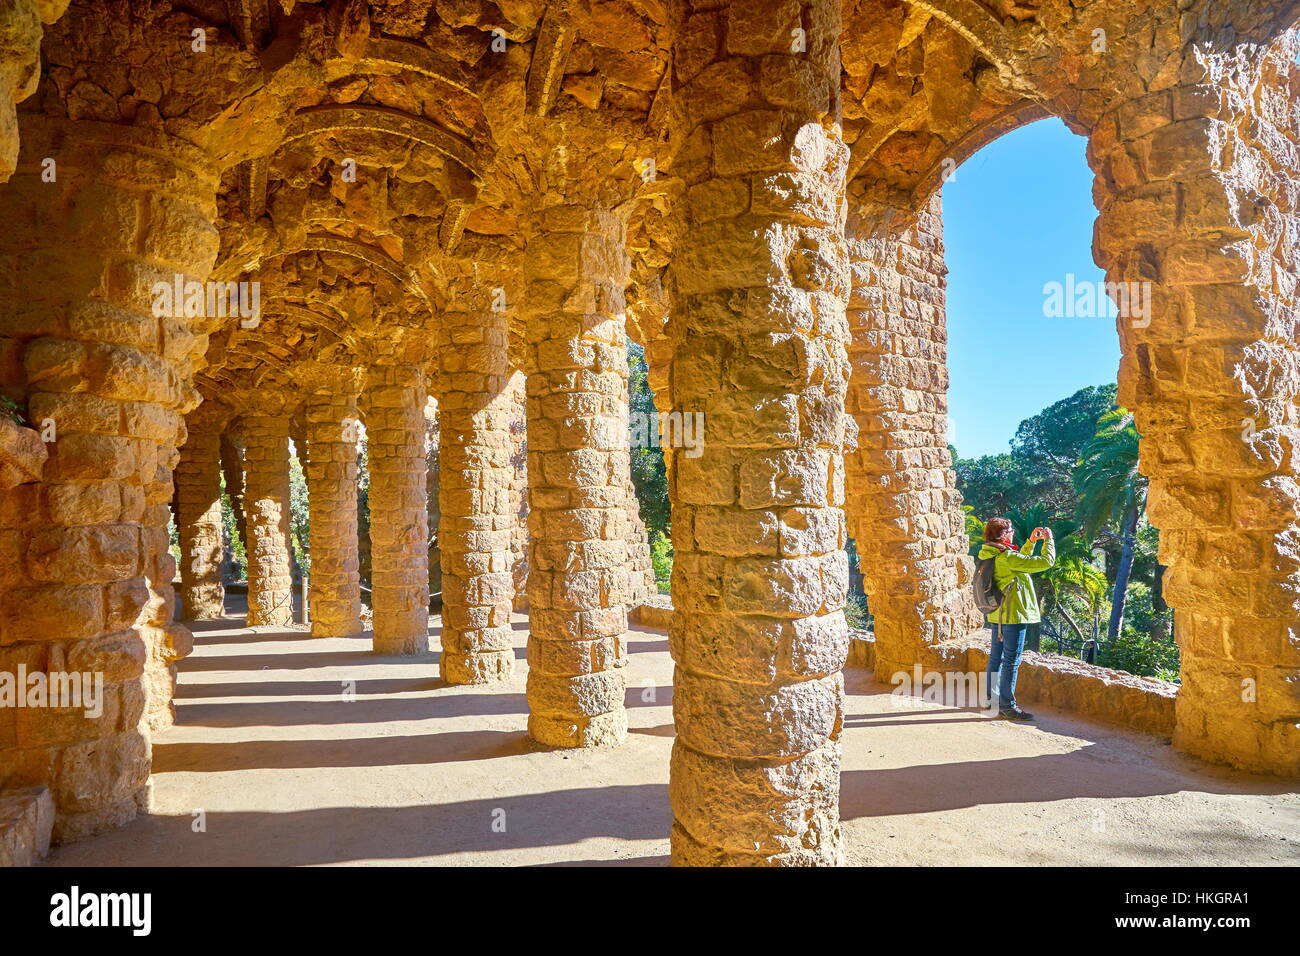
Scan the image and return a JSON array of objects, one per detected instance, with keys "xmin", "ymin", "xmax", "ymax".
[{"xmin": 945, "ymin": 117, "xmax": 1175, "ymax": 679}]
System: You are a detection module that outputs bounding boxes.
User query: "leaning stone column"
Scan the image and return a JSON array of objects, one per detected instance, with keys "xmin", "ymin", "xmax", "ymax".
[
  {"xmin": 241, "ymin": 410, "xmax": 294, "ymax": 627},
  {"xmin": 523, "ymin": 203, "xmax": 632, "ymax": 748},
  {"xmin": 175, "ymin": 405, "xmax": 227, "ymax": 620},
  {"xmin": 843, "ymin": 195, "xmax": 983, "ymax": 680},
  {"xmin": 0, "ymin": 119, "xmax": 218, "ymax": 842},
  {"xmin": 365, "ymin": 364, "xmax": 430, "ymax": 654},
  {"xmin": 305, "ymin": 390, "xmax": 363, "ymax": 637},
  {"xmin": 1089, "ymin": 37, "xmax": 1300, "ymax": 775},
  {"xmin": 437, "ymin": 307, "xmax": 516, "ymax": 683},
  {"xmin": 666, "ymin": 0, "xmax": 851, "ymax": 865}
]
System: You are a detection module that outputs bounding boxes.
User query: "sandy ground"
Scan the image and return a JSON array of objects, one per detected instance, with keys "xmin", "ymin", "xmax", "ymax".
[{"xmin": 45, "ymin": 600, "xmax": 1300, "ymax": 867}]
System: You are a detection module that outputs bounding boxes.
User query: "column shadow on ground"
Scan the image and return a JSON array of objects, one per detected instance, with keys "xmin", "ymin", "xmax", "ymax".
[
  {"xmin": 174, "ymin": 690, "xmax": 530, "ymax": 727},
  {"xmin": 839, "ymin": 738, "xmax": 1298, "ymax": 819},
  {"xmin": 45, "ymin": 785, "xmax": 671, "ymax": 867},
  {"xmin": 152, "ymin": 728, "xmax": 530, "ymax": 772}
]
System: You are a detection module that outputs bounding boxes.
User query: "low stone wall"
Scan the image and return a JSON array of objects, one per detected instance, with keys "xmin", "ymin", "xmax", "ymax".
[
  {"xmin": 863, "ymin": 629, "xmax": 1178, "ymax": 737},
  {"xmin": 966, "ymin": 641, "xmax": 1177, "ymax": 737},
  {"xmin": 630, "ymin": 594, "xmax": 672, "ymax": 631},
  {"xmin": 630, "ymin": 605, "xmax": 1177, "ymax": 737},
  {"xmin": 847, "ymin": 630, "xmax": 875, "ymax": 669}
]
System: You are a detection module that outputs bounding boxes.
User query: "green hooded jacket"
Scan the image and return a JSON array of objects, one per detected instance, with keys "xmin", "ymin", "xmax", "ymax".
[{"xmin": 978, "ymin": 536, "xmax": 1056, "ymax": 625}]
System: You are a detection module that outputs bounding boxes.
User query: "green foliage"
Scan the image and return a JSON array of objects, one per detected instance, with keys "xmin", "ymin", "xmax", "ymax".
[
  {"xmin": 168, "ymin": 506, "xmax": 180, "ymax": 569},
  {"xmin": 649, "ymin": 528, "xmax": 673, "ymax": 594},
  {"xmin": 1099, "ymin": 621, "xmax": 1181, "ymax": 681},
  {"xmin": 628, "ymin": 342, "xmax": 670, "ymax": 542},
  {"xmin": 953, "ymin": 452, "xmax": 1031, "ymax": 522},
  {"xmin": 1117, "ymin": 580, "xmax": 1173, "ymax": 646},
  {"xmin": 844, "ymin": 592, "xmax": 871, "ymax": 631},
  {"xmin": 289, "ymin": 445, "xmax": 310, "ymax": 577},
  {"xmin": 0, "ymin": 395, "xmax": 26, "ymax": 427},
  {"xmin": 954, "ymin": 383, "xmax": 1176, "ymax": 679},
  {"xmin": 956, "ymin": 384, "xmax": 1120, "ymax": 527},
  {"xmin": 1074, "ymin": 408, "xmax": 1145, "ymax": 544},
  {"xmin": 1010, "ymin": 383, "xmax": 1118, "ymax": 517},
  {"xmin": 220, "ymin": 473, "xmax": 246, "ymax": 580}
]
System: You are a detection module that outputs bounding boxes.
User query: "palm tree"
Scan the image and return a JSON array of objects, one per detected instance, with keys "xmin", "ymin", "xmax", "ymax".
[
  {"xmin": 1039, "ymin": 533, "xmax": 1109, "ymax": 649},
  {"xmin": 1074, "ymin": 408, "xmax": 1147, "ymax": 643}
]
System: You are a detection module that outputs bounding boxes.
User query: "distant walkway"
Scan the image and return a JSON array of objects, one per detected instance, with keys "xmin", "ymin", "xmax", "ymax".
[{"xmin": 45, "ymin": 598, "xmax": 1300, "ymax": 866}]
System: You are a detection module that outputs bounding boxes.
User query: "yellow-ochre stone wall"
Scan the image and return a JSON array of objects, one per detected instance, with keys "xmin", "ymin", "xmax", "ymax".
[{"xmin": 0, "ymin": 0, "xmax": 1295, "ymax": 862}]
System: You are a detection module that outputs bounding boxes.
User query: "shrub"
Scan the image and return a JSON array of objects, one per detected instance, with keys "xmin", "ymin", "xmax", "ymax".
[{"xmin": 649, "ymin": 529, "xmax": 673, "ymax": 594}]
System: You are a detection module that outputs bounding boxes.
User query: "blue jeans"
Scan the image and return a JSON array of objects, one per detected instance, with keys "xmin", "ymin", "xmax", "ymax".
[{"xmin": 987, "ymin": 622, "xmax": 1027, "ymax": 708}]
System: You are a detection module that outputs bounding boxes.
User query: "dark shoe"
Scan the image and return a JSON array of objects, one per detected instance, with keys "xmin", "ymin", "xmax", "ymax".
[{"xmin": 999, "ymin": 705, "xmax": 1034, "ymax": 721}]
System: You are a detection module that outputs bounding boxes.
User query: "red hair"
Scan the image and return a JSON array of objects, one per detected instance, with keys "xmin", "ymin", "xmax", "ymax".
[{"xmin": 984, "ymin": 517, "xmax": 1013, "ymax": 542}]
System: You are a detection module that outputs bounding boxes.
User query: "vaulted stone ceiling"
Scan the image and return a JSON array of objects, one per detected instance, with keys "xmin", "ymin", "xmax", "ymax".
[{"xmin": 5, "ymin": 0, "xmax": 1298, "ymax": 410}]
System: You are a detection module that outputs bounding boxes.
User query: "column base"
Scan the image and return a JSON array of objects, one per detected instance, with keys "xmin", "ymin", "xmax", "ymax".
[
  {"xmin": 373, "ymin": 621, "xmax": 429, "ymax": 656},
  {"xmin": 669, "ymin": 822, "xmax": 844, "ymax": 867},
  {"xmin": 441, "ymin": 650, "xmax": 513, "ymax": 685},
  {"xmin": 1174, "ymin": 701, "xmax": 1300, "ymax": 777},
  {"xmin": 311, "ymin": 620, "xmax": 364, "ymax": 639},
  {"xmin": 527, "ymin": 707, "xmax": 628, "ymax": 749}
]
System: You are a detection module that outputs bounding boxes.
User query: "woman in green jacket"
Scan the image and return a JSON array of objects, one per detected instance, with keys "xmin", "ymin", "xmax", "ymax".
[{"xmin": 978, "ymin": 516, "xmax": 1055, "ymax": 720}]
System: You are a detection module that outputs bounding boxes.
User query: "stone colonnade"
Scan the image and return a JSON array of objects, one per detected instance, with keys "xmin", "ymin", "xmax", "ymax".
[
  {"xmin": 241, "ymin": 411, "xmax": 294, "ymax": 628},
  {"xmin": 2, "ymin": 0, "xmax": 1296, "ymax": 869}
]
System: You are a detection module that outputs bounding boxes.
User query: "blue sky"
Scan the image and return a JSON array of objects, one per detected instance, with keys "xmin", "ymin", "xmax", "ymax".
[{"xmin": 943, "ymin": 118, "xmax": 1122, "ymax": 459}]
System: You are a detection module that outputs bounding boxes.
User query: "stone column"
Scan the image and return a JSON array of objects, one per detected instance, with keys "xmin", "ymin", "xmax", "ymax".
[
  {"xmin": 143, "ymin": 422, "xmax": 189, "ymax": 735},
  {"xmin": 175, "ymin": 406, "xmax": 226, "ymax": 620},
  {"xmin": 365, "ymin": 364, "xmax": 429, "ymax": 655},
  {"xmin": 523, "ymin": 203, "xmax": 632, "ymax": 748},
  {"xmin": 0, "ymin": 120, "xmax": 218, "ymax": 842},
  {"xmin": 305, "ymin": 392, "xmax": 362, "ymax": 637},
  {"xmin": 665, "ymin": 0, "xmax": 852, "ymax": 865},
  {"xmin": 1088, "ymin": 40, "xmax": 1300, "ymax": 775},
  {"xmin": 425, "ymin": 399, "xmax": 442, "ymax": 610},
  {"xmin": 507, "ymin": 371, "xmax": 530, "ymax": 610},
  {"xmin": 242, "ymin": 411, "xmax": 293, "ymax": 627},
  {"xmin": 622, "ymin": 464, "xmax": 656, "ymax": 607},
  {"xmin": 437, "ymin": 308, "xmax": 516, "ymax": 684},
  {"xmin": 843, "ymin": 195, "xmax": 983, "ymax": 680}
]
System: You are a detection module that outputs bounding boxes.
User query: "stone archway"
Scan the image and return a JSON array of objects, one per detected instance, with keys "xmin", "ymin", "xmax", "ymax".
[{"xmin": 0, "ymin": 0, "xmax": 1296, "ymax": 868}]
